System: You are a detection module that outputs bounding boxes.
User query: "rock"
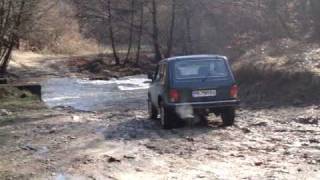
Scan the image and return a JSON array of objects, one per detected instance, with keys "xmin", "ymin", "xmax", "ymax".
[
  {"xmin": 254, "ymin": 162, "xmax": 263, "ymax": 166},
  {"xmin": 308, "ymin": 160, "xmax": 317, "ymax": 165},
  {"xmin": 309, "ymin": 139, "xmax": 320, "ymax": 144},
  {"xmin": 90, "ymin": 76, "xmax": 110, "ymax": 81},
  {"xmin": 48, "ymin": 128, "xmax": 57, "ymax": 134},
  {"xmin": 84, "ymin": 59, "xmax": 106, "ymax": 73},
  {"xmin": 197, "ymin": 174, "xmax": 206, "ymax": 178},
  {"xmin": 135, "ymin": 168, "xmax": 143, "ymax": 172},
  {"xmin": 186, "ymin": 137, "xmax": 194, "ymax": 142},
  {"xmin": 20, "ymin": 93, "xmax": 28, "ymax": 98},
  {"xmin": 297, "ymin": 168, "xmax": 302, "ymax": 172},
  {"xmin": 108, "ymin": 157, "xmax": 121, "ymax": 163},
  {"xmin": 104, "ymin": 155, "xmax": 121, "ymax": 163},
  {"xmin": 206, "ymin": 146, "xmax": 219, "ymax": 151},
  {"xmin": 294, "ymin": 116, "xmax": 319, "ymax": 125},
  {"xmin": 145, "ymin": 144, "xmax": 157, "ymax": 150},
  {"xmin": 20, "ymin": 144, "xmax": 37, "ymax": 151},
  {"xmin": 0, "ymin": 109, "xmax": 12, "ymax": 116},
  {"xmin": 123, "ymin": 155, "xmax": 135, "ymax": 159},
  {"xmin": 283, "ymin": 151, "xmax": 290, "ymax": 155},
  {"xmin": 231, "ymin": 154, "xmax": 245, "ymax": 158},
  {"xmin": 68, "ymin": 136, "xmax": 77, "ymax": 140},
  {"xmin": 241, "ymin": 128, "xmax": 251, "ymax": 133},
  {"xmin": 250, "ymin": 122, "xmax": 268, "ymax": 127}
]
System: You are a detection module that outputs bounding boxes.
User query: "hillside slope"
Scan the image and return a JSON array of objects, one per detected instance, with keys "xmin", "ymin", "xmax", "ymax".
[{"xmin": 233, "ymin": 39, "xmax": 320, "ymax": 105}]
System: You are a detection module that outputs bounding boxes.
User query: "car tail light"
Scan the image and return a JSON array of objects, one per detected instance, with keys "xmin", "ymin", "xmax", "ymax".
[
  {"xmin": 230, "ymin": 85, "xmax": 239, "ymax": 98},
  {"xmin": 169, "ymin": 89, "xmax": 180, "ymax": 103}
]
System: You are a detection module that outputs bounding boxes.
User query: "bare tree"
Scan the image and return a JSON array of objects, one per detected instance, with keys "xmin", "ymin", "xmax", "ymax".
[
  {"xmin": 0, "ymin": 0, "xmax": 28, "ymax": 74},
  {"xmin": 123, "ymin": 0, "xmax": 135, "ymax": 65},
  {"xmin": 183, "ymin": 2, "xmax": 193, "ymax": 54},
  {"xmin": 106, "ymin": 0, "xmax": 120, "ymax": 65},
  {"xmin": 68, "ymin": 0, "xmax": 320, "ymax": 65},
  {"xmin": 310, "ymin": 0, "xmax": 320, "ymax": 40},
  {"xmin": 151, "ymin": 0, "xmax": 162, "ymax": 61},
  {"xmin": 135, "ymin": 0, "xmax": 144, "ymax": 65},
  {"xmin": 165, "ymin": 0, "xmax": 176, "ymax": 58}
]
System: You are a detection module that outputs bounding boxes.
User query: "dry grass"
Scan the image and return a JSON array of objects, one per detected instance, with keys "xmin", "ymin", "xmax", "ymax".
[
  {"xmin": 42, "ymin": 32, "xmax": 101, "ymax": 55},
  {"xmin": 234, "ymin": 39, "xmax": 320, "ymax": 105},
  {"xmin": 233, "ymin": 38, "xmax": 320, "ymax": 75}
]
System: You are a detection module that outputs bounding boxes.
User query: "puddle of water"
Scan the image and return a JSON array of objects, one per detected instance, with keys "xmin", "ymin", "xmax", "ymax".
[{"xmin": 42, "ymin": 75, "xmax": 150, "ymax": 111}]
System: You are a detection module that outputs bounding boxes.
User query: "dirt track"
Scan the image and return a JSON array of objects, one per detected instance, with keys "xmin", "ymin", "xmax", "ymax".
[
  {"xmin": 1, "ymin": 104, "xmax": 320, "ymax": 179},
  {"xmin": 0, "ymin": 52, "xmax": 320, "ymax": 179}
]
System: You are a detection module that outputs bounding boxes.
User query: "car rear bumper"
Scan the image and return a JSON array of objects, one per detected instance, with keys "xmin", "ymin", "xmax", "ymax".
[{"xmin": 166, "ymin": 99, "xmax": 240, "ymax": 109}]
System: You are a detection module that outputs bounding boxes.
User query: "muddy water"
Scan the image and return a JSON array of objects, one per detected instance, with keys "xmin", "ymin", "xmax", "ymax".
[{"xmin": 41, "ymin": 75, "xmax": 150, "ymax": 111}]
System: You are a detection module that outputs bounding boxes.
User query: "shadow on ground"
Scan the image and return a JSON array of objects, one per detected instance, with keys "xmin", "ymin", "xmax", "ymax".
[{"xmin": 102, "ymin": 115, "xmax": 226, "ymax": 141}]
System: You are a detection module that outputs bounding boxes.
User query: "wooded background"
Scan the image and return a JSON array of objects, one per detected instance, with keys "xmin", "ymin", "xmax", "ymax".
[{"xmin": 1, "ymin": 0, "xmax": 320, "ymax": 72}]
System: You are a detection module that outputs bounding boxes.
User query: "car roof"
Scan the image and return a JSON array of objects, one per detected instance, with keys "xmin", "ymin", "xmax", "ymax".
[{"xmin": 160, "ymin": 54, "xmax": 227, "ymax": 63}]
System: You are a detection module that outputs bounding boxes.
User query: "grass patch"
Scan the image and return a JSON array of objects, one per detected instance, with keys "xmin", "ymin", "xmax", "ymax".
[
  {"xmin": 0, "ymin": 87, "xmax": 45, "ymax": 126},
  {"xmin": 0, "ymin": 97, "xmax": 43, "ymax": 110},
  {"xmin": 0, "ymin": 171, "xmax": 31, "ymax": 180},
  {"xmin": 0, "ymin": 87, "xmax": 41, "ymax": 108}
]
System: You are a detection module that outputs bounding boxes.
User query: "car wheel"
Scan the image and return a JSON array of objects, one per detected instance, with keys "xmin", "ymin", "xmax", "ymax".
[
  {"xmin": 221, "ymin": 108, "xmax": 235, "ymax": 126},
  {"xmin": 148, "ymin": 99, "xmax": 158, "ymax": 120},
  {"xmin": 159, "ymin": 102, "xmax": 175, "ymax": 129}
]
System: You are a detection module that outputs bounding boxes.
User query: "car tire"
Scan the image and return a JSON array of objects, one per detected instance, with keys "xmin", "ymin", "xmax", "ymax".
[
  {"xmin": 159, "ymin": 102, "xmax": 175, "ymax": 129},
  {"xmin": 148, "ymin": 99, "xmax": 158, "ymax": 120},
  {"xmin": 221, "ymin": 108, "xmax": 235, "ymax": 126}
]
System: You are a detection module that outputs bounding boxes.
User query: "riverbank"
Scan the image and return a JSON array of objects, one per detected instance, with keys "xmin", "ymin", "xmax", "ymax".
[{"xmin": 1, "ymin": 47, "xmax": 319, "ymax": 179}]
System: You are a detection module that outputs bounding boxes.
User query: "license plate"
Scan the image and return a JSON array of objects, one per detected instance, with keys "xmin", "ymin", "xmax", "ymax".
[{"xmin": 192, "ymin": 90, "xmax": 216, "ymax": 97}]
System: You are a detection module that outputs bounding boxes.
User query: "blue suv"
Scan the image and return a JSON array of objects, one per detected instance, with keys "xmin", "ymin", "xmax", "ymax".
[{"xmin": 148, "ymin": 55, "xmax": 240, "ymax": 129}]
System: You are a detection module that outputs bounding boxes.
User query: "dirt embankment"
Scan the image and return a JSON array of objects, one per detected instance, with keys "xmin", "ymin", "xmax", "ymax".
[
  {"xmin": 73, "ymin": 54, "xmax": 157, "ymax": 80},
  {"xmin": 233, "ymin": 39, "xmax": 320, "ymax": 106},
  {"xmin": 8, "ymin": 51, "xmax": 156, "ymax": 83}
]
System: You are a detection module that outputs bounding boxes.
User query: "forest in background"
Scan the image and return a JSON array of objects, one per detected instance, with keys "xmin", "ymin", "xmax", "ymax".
[{"xmin": 1, "ymin": 0, "xmax": 320, "ymax": 73}]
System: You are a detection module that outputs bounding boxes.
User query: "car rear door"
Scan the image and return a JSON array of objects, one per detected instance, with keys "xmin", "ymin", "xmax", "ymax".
[
  {"xmin": 171, "ymin": 59, "xmax": 235, "ymax": 103},
  {"xmin": 173, "ymin": 78, "xmax": 234, "ymax": 103}
]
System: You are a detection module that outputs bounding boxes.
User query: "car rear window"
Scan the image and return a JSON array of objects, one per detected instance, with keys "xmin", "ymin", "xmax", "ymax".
[{"xmin": 174, "ymin": 59, "xmax": 229, "ymax": 80}]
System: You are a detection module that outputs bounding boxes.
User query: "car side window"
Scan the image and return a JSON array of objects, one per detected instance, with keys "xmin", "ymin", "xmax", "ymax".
[
  {"xmin": 155, "ymin": 65, "xmax": 161, "ymax": 81},
  {"xmin": 160, "ymin": 63, "xmax": 167, "ymax": 84}
]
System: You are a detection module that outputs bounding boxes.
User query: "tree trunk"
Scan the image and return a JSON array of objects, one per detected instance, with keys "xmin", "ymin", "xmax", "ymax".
[
  {"xmin": 135, "ymin": 1, "xmax": 144, "ymax": 65},
  {"xmin": 276, "ymin": 12, "xmax": 294, "ymax": 39},
  {"xmin": 0, "ymin": 38, "xmax": 14, "ymax": 74},
  {"xmin": 123, "ymin": 0, "xmax": 135, "ymax": 66},
  {"xmin": 165, "ymin": 0, "xmax": 176, "ymax": 58},
  {"xmin": 107, "ymin": 0, "xmax": 120, "ymax": 65},
  {"xmin": 0, "ymin": 0, "xmax": 25, "ymax": 74},
  {"xmin": 310, "ymin": 0, "xmax": 320, "ymax": 40},
  {"xmin": 151, "ymin": 0, "xmax": 162, "ymax": 61},
  {"xmin": 185, "ymin": 11, "xmax": 193, "ymax": 54}
]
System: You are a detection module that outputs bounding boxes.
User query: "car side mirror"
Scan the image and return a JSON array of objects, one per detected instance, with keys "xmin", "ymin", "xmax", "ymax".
[{"xmin": 147, "ymin": 73, "xmax": 154, "ymax": 80}]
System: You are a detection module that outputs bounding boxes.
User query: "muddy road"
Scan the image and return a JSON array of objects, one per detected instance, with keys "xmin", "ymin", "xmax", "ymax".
[{"xmin": 1, "ymin": 54, "xmax": 320, "ymax": 179}]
